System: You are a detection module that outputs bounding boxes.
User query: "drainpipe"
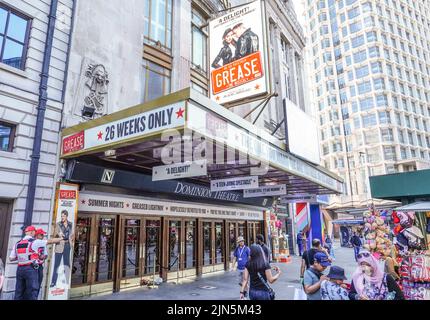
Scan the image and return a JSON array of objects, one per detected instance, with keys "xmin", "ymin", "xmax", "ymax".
[{"xmin": 23, "ymin": 0, "xmax": 59, "ymax": 230}]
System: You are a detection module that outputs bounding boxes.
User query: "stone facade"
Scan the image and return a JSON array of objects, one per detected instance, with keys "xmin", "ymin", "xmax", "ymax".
[{"xmin": 0, "ymin": 0, "xmax": 74, "ymax": 299}]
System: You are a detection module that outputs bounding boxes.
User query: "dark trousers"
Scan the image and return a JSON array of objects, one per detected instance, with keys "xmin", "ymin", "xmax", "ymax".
[
  {"xmin": 37, "ymin": 265, "xmax": 44, "ymax": 296},
  {"xmin": 354, "ymin": 246, "xmax": 360, "ymax": 261},
  {"xmin": 297, "ymin": 242, "xmax": 303, "ymax": 256},
  {"xmin": 249, "ymin": 288, "xmax": 272, "ymax": 300},
  {"xmin": 14, "ymin": 265, "xmax": 39, "ymax": 300},
  {"xmin": 51, "ymin": 243, "xmax": 71, "ymax": 286}
]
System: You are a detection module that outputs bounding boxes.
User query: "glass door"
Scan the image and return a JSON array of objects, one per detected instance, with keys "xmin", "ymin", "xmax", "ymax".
[
  {"xmin": 184, "ymin": 220, "xmax": 196, "ymax": 270},
  {"xmin": 95, "ymin": 217, "xmax": 116, "ymax": 282},
  {"xmin": 121, "ymin": 219, "xmax": 141, "ymax": 278},
  {"xmin": 144, "ymin": 219, "xmax": 161, "ymax": 275},
  {"xmin": 70, "ymin": 214, "xmax": 117, "ymax": 298},
  {"xmin": 201, "ymin": 220, "xmax": 225, "ymax": 273},
  {"xmin": 168, "ymin": 220, "xmax": 181, "ymax": 271},
  {"xmin": 71, "ymin": 216, "xmax": 92, "ymax": 286}
]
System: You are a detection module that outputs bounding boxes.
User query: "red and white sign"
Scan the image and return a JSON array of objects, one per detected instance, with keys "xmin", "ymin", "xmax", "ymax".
[
  {"xmin": 209, "ymin": 0, "xmax": 269, "ymax": 105},
  {"xmin": 62, "ymin": 102, "xmax": 186, "ymax": 156}
]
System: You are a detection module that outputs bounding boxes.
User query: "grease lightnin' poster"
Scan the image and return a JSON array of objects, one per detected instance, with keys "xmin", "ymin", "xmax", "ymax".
[
  {"xmin": 46, "ymin": 183, "xmax": 79, "ymax": 300},
  {"xmin": 209, "ymin": 0, "xmax": 269, "ymax": 105}
]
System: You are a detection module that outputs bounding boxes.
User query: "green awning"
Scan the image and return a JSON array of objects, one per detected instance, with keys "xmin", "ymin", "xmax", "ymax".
[{"xmin": 370, "ymin": 169, "xmax": 430, "ymax": 201}]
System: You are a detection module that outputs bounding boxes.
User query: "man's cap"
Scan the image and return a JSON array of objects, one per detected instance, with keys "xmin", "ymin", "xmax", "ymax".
[
  {"xmin": 327, "ymin": 266, "xmax": 347, "ymax": 280},
  {"xmin": 35, "ymin": 228, "xmax": 47, "ymax": 236},
  {"xmin": 314, "ymin": 252, "xmax": 331, "ymax": 267},
  {"xmin": 24, "ymin": 226, "xmax": 36, "ymax": 233},
  {"xmin": 237, "ymin": 236, "xmax": 245, "ymax": 243}
]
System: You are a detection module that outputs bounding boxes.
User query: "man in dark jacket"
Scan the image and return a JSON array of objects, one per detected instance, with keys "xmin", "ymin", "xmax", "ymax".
[
  {"xmin": 211, "ymin": 28, "xmax": 236, "ymax": 69},
  {"xmin": 232, "ymin": 23, "xmax": 259, "ymax": 60},
  {"xmin": 350, "ymin": 233, "xmax": 362, "ymax": 261}
]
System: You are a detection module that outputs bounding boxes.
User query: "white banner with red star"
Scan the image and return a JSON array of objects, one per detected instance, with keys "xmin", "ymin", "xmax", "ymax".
[
  {"xmin": 209, "ymin": 0, "xmax": 269, "ymax": 105},
  {"xmin": 62, "ymin": 102, "xmax": 186, "ymax": 156}
]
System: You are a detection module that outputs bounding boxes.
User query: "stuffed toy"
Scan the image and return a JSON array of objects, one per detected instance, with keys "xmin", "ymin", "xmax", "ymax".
[{"xmin": 375, "ymin": 217, "xmax": 385, "ymax": 226}]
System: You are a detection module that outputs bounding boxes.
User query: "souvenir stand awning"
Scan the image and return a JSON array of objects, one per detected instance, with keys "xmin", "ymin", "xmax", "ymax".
[
  {"xmin": 332, "ymin": 219, "xmax": 364, "ymax": 225},
  {"xmin": 394, "ymin": 202, "xmax": 430, "ymax": 212},
  {"xmin": 370, "ymin": 169, "xmax": 430, "ymax": 203},
  {"xmin": 60, "ymin": 88, "xmax": 344, "ymax": 197}
]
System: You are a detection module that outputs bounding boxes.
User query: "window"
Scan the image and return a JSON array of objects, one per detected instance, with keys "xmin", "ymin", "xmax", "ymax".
[
  {"xmin": 191, "ymin": 10, "xmax": 207, "ymax": 72},
  {"xmin": 351, "ymin": 35, "xmax": 364, "ymax": 48},
  {"xmin": 353, "ymin": 50, "xmax": 367, "ymax": 63},
  {"xmin": 144, "ymin": 0, "xmax": 173, "ymax": 50},
  {"xmin": 355, "ymin": 65, "xmax": 369, "ymax": 79},
  {"xmin": 383, "ymin": 146, "xmax": 396, "ymax": 161},
  {"xmin": 359, "ymin": 97, "xmax": 373, "ymax": 111},
  {"xmin": 357, "ymin": 81, "xmax": 372, "ymax": 94},
  {"xmin": 0, "ymin": 121, "xmax": 15, "ymax": 152},
  {"xmin": 378, "ymin": 111, "xmax": 391, "ymax": 124},
  {"xmin": 362, "ymin": 113, "xmax": 377, "ymax": 127},
  {"xmin": 142, "ymin": 59, "xmax": 171, "ymax": 102},
  {"xmin": 381, "ymin": 128, "xmax": 394, "ymax": 141},
  {"xmin": 0, "ymin": 5, "xmax": 31, "ymax": 70},
  {"xmin": 373, "ymin": 78, "xmax": 385, "ymax": 90}
]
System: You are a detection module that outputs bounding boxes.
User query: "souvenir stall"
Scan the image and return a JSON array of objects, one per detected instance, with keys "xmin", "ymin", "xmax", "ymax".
[
  {"xmin": 362, "ymin": 208, "xmax": 392, "ymax": 257},
  {"xmin": 392, "ymin": 204, "xmax": 430, "ymax": 300}
]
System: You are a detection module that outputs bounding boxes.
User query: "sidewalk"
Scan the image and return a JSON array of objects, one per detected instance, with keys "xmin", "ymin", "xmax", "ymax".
[{"xmin": 84, "ymin": 243, "xmax": 357, "ymax": 300}]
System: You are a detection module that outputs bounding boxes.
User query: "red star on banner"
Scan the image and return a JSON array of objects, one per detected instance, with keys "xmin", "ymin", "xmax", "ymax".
[
  {"xmin": 255, "ymin": 84, "xmax": 260, "ymax": 90},
  {"xmin": 81, "ymin": 200, "xmax": 86, "ymax": 204},
  {"xmin": 97, "ymin": 131, "xmax": 103, "ymax": 140},
  {"xmin": 216, "ymin": 96, "xmax": 220, "ymax": 101},
  {"xmin": 176, "ymin": 108, "xmax": 185, "ymax": 118}
]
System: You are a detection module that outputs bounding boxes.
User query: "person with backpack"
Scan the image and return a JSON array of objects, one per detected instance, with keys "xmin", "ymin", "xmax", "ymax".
[
  {"xmin": 231, "ymin": 236, "xmax": 251, "ymax": 287},
  {"xmin": 240, "ymin": 244, "xmax": 281, "ymax": 300},
  {"xmin": 303, "ymin": 252, "xmax": 331, "ymax": 300}
]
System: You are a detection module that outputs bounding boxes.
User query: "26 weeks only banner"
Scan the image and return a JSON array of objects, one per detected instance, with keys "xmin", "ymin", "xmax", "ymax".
[{"xmin": 209, "ymin": 0, "xmax": 269, "ymax": 105}]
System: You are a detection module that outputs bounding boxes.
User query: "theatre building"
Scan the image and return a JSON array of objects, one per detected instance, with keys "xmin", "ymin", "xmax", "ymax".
[{"xmin": 53, "ymin": 0, "xmax": 343, "ymax": 298}]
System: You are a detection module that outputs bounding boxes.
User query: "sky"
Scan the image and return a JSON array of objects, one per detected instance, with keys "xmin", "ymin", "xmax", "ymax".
[{"xmin": 292, "ymin": 0, "xmax": 306, "ymax": 29}]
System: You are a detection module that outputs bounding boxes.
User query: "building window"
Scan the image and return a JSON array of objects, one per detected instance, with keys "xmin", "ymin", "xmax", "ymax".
[
  {"xmin": 191, "ymin": 9, "xmax": 207, "ymax": 72},
  {"xmin": 0, "ymin": 5, "xmax": 31, "ymax": 70},
  {"xmin": 142, "ymin": 59, "xmax": 171, "ymax": 102},
  {"xmin": 0, "ymin": 121, "xmax": 15, "ymax": 152},
  {"xmin": 144, "ymin": 0, "xmax": 173, "ymax": 50}
]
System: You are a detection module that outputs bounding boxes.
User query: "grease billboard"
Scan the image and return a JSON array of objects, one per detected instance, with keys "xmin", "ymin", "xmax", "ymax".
[{"xmin": 209, "ymin": 0, "xmax": 269, "ymax": 105}]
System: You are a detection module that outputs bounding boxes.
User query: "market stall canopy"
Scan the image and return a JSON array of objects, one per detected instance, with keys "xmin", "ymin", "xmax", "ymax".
[
  {"xmin": 60, "ymin": 88, "xmax": 344, "ymax": 196},
  {"xmin": 370, "ymin": 169, "xmax": 430, "ymax": 202},
  {"xmin": 394, "ymin": 202, "xmax": 430, "ymax": 212},
  {"xmin": 332, "ymin": 219, "xmax": 364, "ymax": 225}
]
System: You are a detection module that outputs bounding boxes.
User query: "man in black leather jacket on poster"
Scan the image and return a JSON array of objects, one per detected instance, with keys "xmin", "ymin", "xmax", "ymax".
[{"xmin": 232, "ymin": 23, "xmax": 259, "ymax": 60}]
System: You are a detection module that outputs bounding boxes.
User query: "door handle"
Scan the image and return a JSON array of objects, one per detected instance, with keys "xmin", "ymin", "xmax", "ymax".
[{"xmin": 92, "ymin": 245, "xmax": 97, "ymax": 263}]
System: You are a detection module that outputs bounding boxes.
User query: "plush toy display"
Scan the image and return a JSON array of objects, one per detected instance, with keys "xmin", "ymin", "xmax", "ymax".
[
  {"xmin": 393, "ymin": 211, "xmax": 426, "ymax": 253},
  {"xmin": 362, "ymin": 209, "xmax": 393, "ymax": 256}
]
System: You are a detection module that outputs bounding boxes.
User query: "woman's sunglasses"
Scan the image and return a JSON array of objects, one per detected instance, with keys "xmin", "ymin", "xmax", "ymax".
[{"xmin": 357, "ymin": 252, "xmax": 371, "ymax": 259}]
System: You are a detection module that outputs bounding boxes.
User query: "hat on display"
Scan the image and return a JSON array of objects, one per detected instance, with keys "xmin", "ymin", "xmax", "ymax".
[
  {"xmin": 314, "ymin": 252, "xmax": 331, "ymax": 267},
  {"xmin": 237, "ymin": 236, "xmax": 245, "ymax": 243},
  {"xmin": 327, "ymin": 266, "xmax": 347, "ymax": 280},
  {"xmin": 35, "ymin": 229, "xmax": 46, "ymax": 236},
  {"xmin": 24, "ymin": 226, "xmax": 36, "ymax": 233}
]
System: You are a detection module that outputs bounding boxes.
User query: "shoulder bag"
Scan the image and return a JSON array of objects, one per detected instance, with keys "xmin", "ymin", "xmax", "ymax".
[{"xmin": 257, "ymin": 272, "xmax": 275, "ymax": 300}]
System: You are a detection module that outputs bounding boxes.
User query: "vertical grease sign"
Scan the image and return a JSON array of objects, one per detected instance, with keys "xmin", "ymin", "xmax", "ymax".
[
  {"xmin": 209, "ymin": 0, "xmax": 269, "ymax": 105},
  {"xmin": 46, "ymin": 183, "xmax": 79, "ymax": 300}
]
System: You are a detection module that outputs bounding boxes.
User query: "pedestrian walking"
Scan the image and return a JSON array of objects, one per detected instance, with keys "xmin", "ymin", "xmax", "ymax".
[
  {"xmin": 9, "ymin": 226, "xmax": 61, "ymax": 300},
  {"xmin": 231, "ymin": 236, "xmax": 251, "ymax": 286},
  {"xmin": 256, "ymin": 234, "xmax": 271, "ymax": 263},
  {"xmin": 320, "ymin": 266, "xmax": 349, "ymax": 300},
  {"xmin": 35, "ymin": 228, "xmax": 48, "ymax": 297},
  {"xmin": 297, "ymin": 231, "xmax": 304, "ymax": 256},
  {"xmin": 325, "ymin": 234, "xmax": 335, "ymax": 260},
  {"xmin": 240, "ymin": 244, "xmax": 281, "ymax": 300},
  {"xmin": 350, "ymin": 232, "xmax": 362, "ymax": 261},
  {"xmin": 349, "ymin": 250, "xmax": 404, "ymax": 300},
  {"xmin": 303, "ymin": 252, "xmax": 331, "ymax": 300}
]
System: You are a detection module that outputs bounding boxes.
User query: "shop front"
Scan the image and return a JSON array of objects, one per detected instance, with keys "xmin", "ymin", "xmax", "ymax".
[
  {"xmin": 69, "ymin": 191, "xmax": 265, "ymax": 298},
  {"xmin": 59, "ymin": 88, "xmax": 343, "ymax": 298}
]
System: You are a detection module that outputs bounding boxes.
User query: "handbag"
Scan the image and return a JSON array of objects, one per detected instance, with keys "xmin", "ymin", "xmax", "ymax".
[{"xmin": 257, "ymin": 272, "xmax": 275, "ymax": 300}]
